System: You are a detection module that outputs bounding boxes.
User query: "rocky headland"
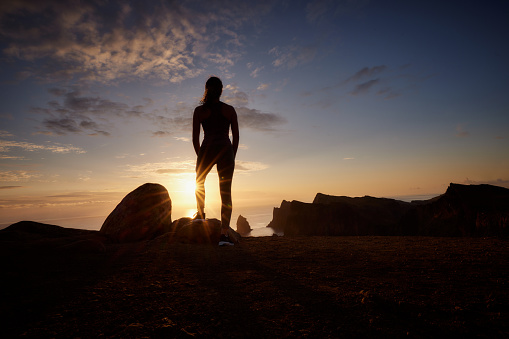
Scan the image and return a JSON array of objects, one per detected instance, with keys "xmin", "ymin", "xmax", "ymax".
[{"xmin": 268, "ymin": 183, "xmax": 509, "ymax": 237}]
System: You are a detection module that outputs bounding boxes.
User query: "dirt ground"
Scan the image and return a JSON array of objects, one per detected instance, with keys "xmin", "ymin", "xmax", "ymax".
[{"xmin": 1, "ymin": 235, "xmax": 508, "ymax": 338}]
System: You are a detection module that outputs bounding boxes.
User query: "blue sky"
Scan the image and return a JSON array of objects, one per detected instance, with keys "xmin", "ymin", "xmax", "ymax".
[{"xmin": 1, "ymin": 0, "xmax": 508, "ymax": 228}]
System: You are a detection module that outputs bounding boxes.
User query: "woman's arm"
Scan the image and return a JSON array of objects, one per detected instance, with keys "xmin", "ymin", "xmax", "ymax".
[
  {"xmin": 192, "ymin": 107, "xmax": 201, "ymax": 156},
  {"xmin": 230, "ymin": 108, "xmax": 239, "ymax": 157}
]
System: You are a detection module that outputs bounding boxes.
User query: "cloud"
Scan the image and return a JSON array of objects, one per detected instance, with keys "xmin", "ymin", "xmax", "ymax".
[
  {"xmin": 346, "ymin": 65, "xmax": 387, "ymax": 83},
  {"xmin": 0, "ymin": 155, "xmax": 26, "ymax": 160},
  {"xmin": 315, "ymin": 65, "xmax": 388, "ymax": 97},
  {"xmin": 223, "ymin": 85, "xmax": 287, "ymax": 132},
  {"xmin": 0, "ymin": 170, "xmax": 41, "ymax": 182},
  {"xmin": 236, "ymin": 107, "xmax": 287, "ymax": 132},
  {"xmin": 125, "ymin": 160, "xmax": 195, "ymax": 178},
  {"xmin": 224, "ymin": 85, "xmax": 249, "ymax": 107},
  {"xmin": 257, "ymin": 83, "xmax": 269, "ymax": 91},
  {"xmin": 455, "ymin": 124, "xmax": 470, "ymax": 138},
  {"xmin": 235, "ymin": 161, "xmax": 269, "ymax": 172},
  {"xmin": 0, "ymin": 1, "xmax": 274, "ymax": 84},
  {"xmin": 152, "ymin": 131, "xmax": 170, "ymax": 138},
  {"xmin": 269, "ymin": 44, "xmax": 317, "ymax": 70},
  {"xmin": 0, "ymin": 113, "xmax": 14, "ymax": 120},
  {"xmin": 32, "ymin": 88, "xmax": 194, "ymax": 136},
  {"xmin": 32, "ymin": 89, "xmax": 131, "ymax": 135},
  {"xmin": 0, "ymin": 186, "xmax": 23, "ymax": 190},
  {"xmin": 250, "ymin": 66, "xmax": 264, "ymax": 78},
  {"xmin": 0, "ymin": 140, "xmax": 85, "ymax": 154},
  {"xmin": 0, "ymin": 130, "xmax": 14, "ymax": 137},
  {"xmin": 377, "ymin": 87, "xmax": 400, "ymax": 100},
  {"xmin": 350, "ymin": 79, "xmax": 380, "ymax": 96}
]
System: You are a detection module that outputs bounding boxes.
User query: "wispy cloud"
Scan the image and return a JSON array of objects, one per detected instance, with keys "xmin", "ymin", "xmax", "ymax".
[
  {"xmin": 247, "ymin": 63, "xmax": 264, "ymax": 78},
  {"xmin": 0, "ymin": 191, "xmax": 122, "ymax": 210},
  {"xmin": 223, "ymin": 86, "xmax": 287, "ymax": 132},
  {"xmin": 236, "ymin": 107, "xmax": 287, "ymax": 132},
  {"xmin": 346, "ymin": 65, "xmax": 387, "ymax": 83},
  {"xmin": 350, "ymin": 79, "xmax": 380, "ymax": 96},
  {"xmin": 235, "ymin": 160, "xmax": 269, "ymax": 172},
  {"xmin": 0, "ymin": 130, "xmax": 14, "ymax": 138},
  {"xmin": 124, "ymin": 160, "xmax": 195, "ymax": 178},
  {"xmin": 0, "ymin": 140, "xmax": 85, "ymax": 154},
  {"xmin": 0, "ymin": 170, "xmax": 41, "ymax": 182},
  {"xmin": 0, "ymin": 185, "xmax": 23, "ymax": 190},
  {"xmin": 31, "ymin": 88, "xmax": 193, "ymax": 136},
  {"xmin": 257, "ymin": 83, "xmax": 269, "ymax": 91},
  {"xmin": 269, "ymin": 44, "xmax": 317, "ymax": 70},
  {"xmin": 377, "ymin": 87, "xmax": 400, "ymax": 100},
  {"xmin": 0, "ymin": 1, "xmax": 273, "ymax": 84},
  {"xmin": 224, "ymin": 85, "xmax": 249, "ymax": 107}
]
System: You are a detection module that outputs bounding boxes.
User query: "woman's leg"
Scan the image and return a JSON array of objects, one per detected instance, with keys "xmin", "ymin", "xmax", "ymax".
[
  {"xmin": 195, "ymin": 147, "xmax": 213, "ymax": 219},
  {"xmin": 217, "ymin": 147, "xmax": 235, "ymax": 231}
]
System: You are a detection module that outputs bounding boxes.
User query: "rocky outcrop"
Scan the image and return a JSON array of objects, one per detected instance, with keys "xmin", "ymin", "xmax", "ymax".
[
  {"xmin": 100, "ymin": 183, "xmax": 172, "ymax": 242},
  {"xmin": 0, "ymin": 221, "xmax": 108, "ymax": 252},
  {"xmin": 410, "ymin": 183, "xmax": 509, "ymax": 236},
  {"xmin": 267, "ymin": 183, "xmax": 509, "ymax": 237},
  {"xmin": 236, "ymin": 215, "xmax": 252, "ymax": 235},
  {"xmin": 165, "ymin": 217, "xmax": 241, "ymax": 244},
  {"xmin": 267, "ymin": 200, "xmax": 292, "ymax": 233}
]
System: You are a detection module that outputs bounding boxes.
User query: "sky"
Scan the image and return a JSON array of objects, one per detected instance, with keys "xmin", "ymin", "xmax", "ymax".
[{"xmin": 1, "ymin": 0, "xmax": 508, "ymax": 229}]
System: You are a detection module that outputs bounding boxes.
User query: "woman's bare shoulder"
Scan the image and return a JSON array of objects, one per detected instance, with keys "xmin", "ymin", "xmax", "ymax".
[
  {"xmin": 193, "ymin": 105, "xmax": 207, "ymax": 118},
  {"xmin": 221, "ymin": 102, "xmax": 237, "ymax": 118}
]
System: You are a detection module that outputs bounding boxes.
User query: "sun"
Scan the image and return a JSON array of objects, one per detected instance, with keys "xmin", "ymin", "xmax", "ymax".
[{"xmin": 183, "ymin": 179, "xmax": 196, "ymax": 196}]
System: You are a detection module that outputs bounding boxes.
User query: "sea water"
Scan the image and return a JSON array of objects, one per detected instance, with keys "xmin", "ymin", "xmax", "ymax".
[
  {"xmin": 0, "ymin": 204, "xmax": 278, "ymax": 237},
  {"xmin": 1, "ymin": 194, "xmax": 440, "ymax": 234}
]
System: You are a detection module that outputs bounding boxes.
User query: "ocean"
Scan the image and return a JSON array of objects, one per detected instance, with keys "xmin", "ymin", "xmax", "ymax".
[
  {"xmin": 0, "ymin": 204, "xmax": 277, "ymax": 237},
  {"xmin": 0, "ymin": 194, "xmax": 439, "ymax": 235}
]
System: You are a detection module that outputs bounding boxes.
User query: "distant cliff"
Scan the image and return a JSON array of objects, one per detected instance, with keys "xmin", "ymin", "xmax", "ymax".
[{"xmin": 267, "ymin": 183, "xmax": 509, "ymax": 237}]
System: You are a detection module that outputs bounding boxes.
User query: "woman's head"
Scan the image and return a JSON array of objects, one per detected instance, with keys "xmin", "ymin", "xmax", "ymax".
[{"xmin": 201, "ymin": 76, "xmax": 223, "ymax": 104}]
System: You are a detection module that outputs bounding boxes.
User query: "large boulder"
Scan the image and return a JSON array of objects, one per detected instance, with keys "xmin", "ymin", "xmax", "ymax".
[
  {"xmin": 100, "ymin": 183, "xmax": 172, "ymax": 242},
  {"xmin": 236, "ymin": 215, "xmax": 252, "ymax": 235}
]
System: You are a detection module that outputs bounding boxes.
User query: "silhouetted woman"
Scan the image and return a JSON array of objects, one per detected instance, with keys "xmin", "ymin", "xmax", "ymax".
[{"xmin": 193, "ymin": 76, "xmax": 239, "ymax": 246}]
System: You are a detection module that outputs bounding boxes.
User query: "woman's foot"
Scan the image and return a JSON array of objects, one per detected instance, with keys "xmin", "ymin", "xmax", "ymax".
[{"xmin": 218, "ymin": 234, "xmax": 234, "ymax": 246}]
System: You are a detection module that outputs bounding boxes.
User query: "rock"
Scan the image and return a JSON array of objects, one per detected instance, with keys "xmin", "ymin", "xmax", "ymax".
[
  {"xmin": 57, "ymin": 238, "xmax": 107, "ymax": 253},
  {"xmin": 411, "ymin": 183, "xmax": 509, "ymax": 236},
  {"xmin": 175, "ymin": 218, "xmax": 222, "ymax": 244},
  {"xmin": 267, "ymin": 183, "xmax": 509, "ymax": 237},
  {"xmin": 169, "ymin": 218, "xmax": 241, "ymax": 244},
  {"xmin": 269, "ymin": 197, "xmax": 412, "ymax": 236},
  {"xmin": 267, "ymin": 200, "xmax": 291, "ymax": 233},
  {"xmin": 1, "ymin": 221, "xmax": 97, "ymax": 241},
  {"xmin": 236, "ymin": 215, "xmax": 252, "ymax": 235},
  {"xmin": 100, "ymin": 183, "xmax": 172, "ymax": 242}
]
